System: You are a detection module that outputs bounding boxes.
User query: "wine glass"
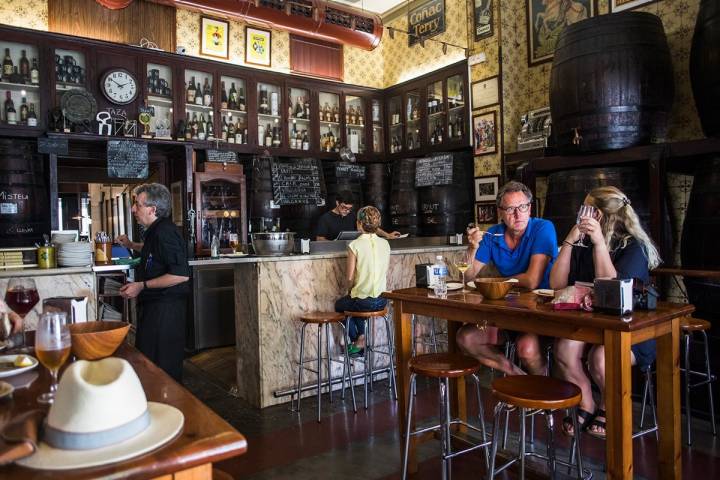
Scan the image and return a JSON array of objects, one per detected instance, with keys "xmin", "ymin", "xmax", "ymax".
[
  {"xmin": 4, "ymin": 278, "xmax": 40, "ymax": 351},
  {"xmin": 35, "ymin": 312, "xmax": 71, "ymax": 404},
  {"xmin": 574, "ymin": 204, "xmax": 597, "ymax": 247},
  {"xmin": 454, "ymin": 259, "xmax": 471, "ymax": 293}
]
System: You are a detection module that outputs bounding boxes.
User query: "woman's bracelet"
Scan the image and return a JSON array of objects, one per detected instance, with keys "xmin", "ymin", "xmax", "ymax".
[{"xmin": 562, "ymin": 240, "xmax": 575, "ymax": 248}]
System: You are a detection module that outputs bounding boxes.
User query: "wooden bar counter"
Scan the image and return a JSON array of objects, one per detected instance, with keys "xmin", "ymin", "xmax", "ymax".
[{"xmin": 1, "ymin": 342, "xmax": 247, "ymax": 479}]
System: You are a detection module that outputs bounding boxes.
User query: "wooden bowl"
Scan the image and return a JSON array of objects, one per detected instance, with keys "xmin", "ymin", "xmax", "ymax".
[
  {"xmin": 68, "ymin": 321, "xmax": 130, "ymax": 360},
  {"xmin": 471, "ymin": 277, "xmax": 514, "ymax": 300}
]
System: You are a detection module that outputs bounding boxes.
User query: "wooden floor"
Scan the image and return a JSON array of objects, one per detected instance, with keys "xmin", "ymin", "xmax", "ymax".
[{"xmin": 183, "ymin": 353, "xmax": 720, "ymax": 479}]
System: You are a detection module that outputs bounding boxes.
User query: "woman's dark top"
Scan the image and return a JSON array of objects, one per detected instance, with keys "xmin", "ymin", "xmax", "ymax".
[{"xmin": 568, "ymin": 237, "xmax": 649, "ymax": 285}]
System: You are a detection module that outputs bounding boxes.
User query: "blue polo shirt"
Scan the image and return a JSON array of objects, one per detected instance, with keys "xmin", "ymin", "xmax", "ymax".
[{"xmin": 475, "ymin": 217, "xmax": 558, "ymax": 289}]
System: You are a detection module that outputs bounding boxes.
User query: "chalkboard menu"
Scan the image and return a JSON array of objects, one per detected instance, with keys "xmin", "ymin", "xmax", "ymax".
[
  {"xmin": 271, "ymin": 158, "xmax": 323, "ymax": 205},
  {"xmin": 335, "ymin": 162, "xmax": 366, "ymax": 180},
  {"xmin": 415, "ymin": 153, "xmax": 454, "ymax": 187},
  {"xmin": 38, "ymin": 136, "xmax": 69, "ymax": 155},
  {"xmin": 206, "ymin": 149, "xmax": 238, "ymax": 164},
  {"xmin": 107, "ymin": 140, "xmax": 149, "ymax": 179}
]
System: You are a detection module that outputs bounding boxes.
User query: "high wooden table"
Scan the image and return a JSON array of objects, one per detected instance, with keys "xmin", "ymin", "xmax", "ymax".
[
  {"xmin": 1, "ymin": 343, "xmax": 247, "ymax": 479},
  {"xmin": 384, "ymin": 288, "xmax": 694, "ymax": 480}
]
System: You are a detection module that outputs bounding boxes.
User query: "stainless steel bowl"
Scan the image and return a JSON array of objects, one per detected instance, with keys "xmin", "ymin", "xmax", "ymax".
[{"xmin": 251, "ymin": 232, "xmax": 296, "ymax": 256}]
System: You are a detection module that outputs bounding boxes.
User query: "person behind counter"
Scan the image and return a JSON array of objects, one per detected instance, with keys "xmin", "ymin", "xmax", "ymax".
[
  {"xmin": 315, "ymin": 190, "xmax": 401, "ymax": 241},
  {"xmin": 117, "ymin": 183, "xmax": 190, "ymax": 382}
]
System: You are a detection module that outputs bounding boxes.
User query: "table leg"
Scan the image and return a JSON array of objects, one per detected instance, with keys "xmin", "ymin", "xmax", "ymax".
[
  {"xmin": 656, "ymin": 317, "xmax": 682, "ymax": 479},
  {"xmin": 446, "ymin": 322, "xmax": 467, "ymax": 427},
  {"xmin": 393, "ymin": 300, "xmax": 415, "ymax": 473},
  {"xmin": 604, "ymin": 330, "xmax": 633, "ymax": 479}
]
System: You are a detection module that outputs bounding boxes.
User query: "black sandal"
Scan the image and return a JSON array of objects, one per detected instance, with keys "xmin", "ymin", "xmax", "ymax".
[
  {"xmin": 562, "ymin": 408, "xmax": 596, "ymax": 437},
  {"xmin": 586, "ymin": 409, "xmax": 607, "ymax": 440}
]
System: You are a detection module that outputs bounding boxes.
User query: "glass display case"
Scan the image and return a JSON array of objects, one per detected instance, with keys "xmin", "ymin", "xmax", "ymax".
[
  {"xmin": 257, "ymin": 82, "xmax": 282, "ymax": 148},
  {"xmin": 371, "ymin": 98, "xmax": 383, "ymax": 154},
  {"xmin": 194, "ymin": 172, "xmax": 247, "ymax": 255},
  {"xmin": 447, "ymin": 74, "xmax": 466, "ymax": 142},
  {"xmin": 318, "ymin": 91, "xmax": 340, "ymax": 153},
  {"xmin": 345, "ymin": 95, "xmax": 365, "ymax": 154},
  {"xmin": 427, "ymin": 80, "xmax": 444, "ymax": 146},
  {"xmin": 183, "ymin": 69, "xmax": 214, "ymax": 141},
  {"xmin": 146, "ymin": 63, "xmax": 173, "ymax": 139},
  {"xmin": 287, "ymin": 86, "xmax": 310, "ymax": 151},
  {"xmin": 220, "ymin": 75, "xmax": 247, "ymax": 144},
  {"xmin": 388, "ymin": 95, "xmax": 402, "ymax": 154},
  {"xmin": 405, "ymin": 90, "xmax": 421, "ymax": 151},
  {"xmin": 0, "ymin": 41, "xmax": 40, "ymax": 127}
]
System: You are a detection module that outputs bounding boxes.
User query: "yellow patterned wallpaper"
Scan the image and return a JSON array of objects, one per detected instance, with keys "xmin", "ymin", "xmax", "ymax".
[{"xmin": 0, "ymin": 0, "xmax": 48, "ymax": 31}]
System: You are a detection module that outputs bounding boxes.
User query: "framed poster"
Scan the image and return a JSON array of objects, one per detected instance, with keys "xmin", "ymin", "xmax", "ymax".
[
  {"xmin": 473, "ymin": 111, "xmax": 497, "ymax": 156},
  {"xmin": 476, "ymin": 202, "xmax": 498, "ymax": 224},
  {"xmin": 408, "ymin": 0, "xmax": 446, "ymax": 47},
  {"xmin": 245, "ymin": 26, "xmax": 272, "ymax": 67},
  {"xmin": 526, "ymin": 0, "xmax": 596, "ymax": 66},
  {"xmin": 171, "ymin": 181, "xmax": 184, "ymax": 227},
  {"xmin": 609, "ymin": 0, "xmax": 657, "ymax": 12},
  {"xmin": 200, "ymin": 16, "xmax": 230, "ymax": 60},
  {"xmin": 471, "ymin": 76, "xmax": 499, "ymax": 110},
  {"xmin": 475, "ymin": 176, "xmax": 499, "ymax": 202},
  {"xmin": 474, "ymin": 0, "xmax": 493, "ymax": 41}
]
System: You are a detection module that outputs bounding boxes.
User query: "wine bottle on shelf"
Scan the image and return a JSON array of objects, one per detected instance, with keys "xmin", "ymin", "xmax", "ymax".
[
  {"xmin": 238, "ymin": 86, "xmax": 246, "ymax": 112},
  {"xmin": 190, "ymin": 113, "xmax": 199, "ymax": 140},
  {"xmin": 302, "ymin": 130, "xmax": 309, "ymax": 150},
  {"xmin": 202, "ymin": 78, "xmax": 212, "ymax": 107},
  {"xmin": 358, "ymin": 109, "xmax": 364, "ymax": 126},
  {"xmin": 228, "ymin": 82, "xmax": 237, "ymax": 110},
  {"xmin": 259, "ymin": 88, "xmax": 269, "ymax": 114},
  {"xmin": 194, "ymin": 82, "xmax": 202, "ymax": 105},
  {"xmin": 290, "ymin": 123, "xmax": 297, "ymax": 149},
  {"xmin": 187, "ymin": 77, "xmax": 196, "ymax": 103},
  {"xmin": 206, "ymin": 112, "xmax": 215, "ymax": 140},
  {"xmin": 26, "ymin": 103, "xmax": 37, "ymax": 127},
  {"xmin": 295, "ymin": 97, "xmax": 303, "ymax": 118},
  {"xmin": 332, "ymin": 104, "xmax": 340, "ymax": 123},
  {"xmin": 227, "ymin": 115, "xmax": 236, "ymax": 143},
  {"xmin": 2, "ymin": 48, "xmax": 13, "ymax": 82},
  {"xmin": 176, "ymin": 116, "xmax": 186, "ymax": 141},
  {"xmin": 220, "ymin": 81, "xmax": 228, "ymax": 109},
  {"xmin": 242, "ymin": 128, "xmax": 248, "ymax": 145},
  {"xmin": 197, "ymin": 114, "xmax": 206, "ymax": 140},
  {"xmin": 184, "ymin": 113, "xmax": 192, "ymax": 140},
  {"xmin": 448, "ymin": 119, "xmax": 454, "ymax": 139},
  {"xmin": 19, "ymin": 96, "xmax": 28, "ymax": 124},
  {"xmin": 304, "ymin": 98, "xmax": 310, "ymax": 119},
  {"xmin": 5, "ymin": 91, "xmax": 16, "ymax": 125},
  {"xmin": 19, "ymin": 50, "xmax": 29, "ymax": 83},
  {"xmin": 272, "ymin": 126, "xmax": 281, "ymax": 148},
  {"xmin": 30, "ymin": 58, "xmax": 39, "ymax": 85},
  {"xmin": 9, "ymin": 67, "xmax": 22, "ymax": 84},
  {"xmin": 221, "ymin": 115, "xmax": 229, "ymax": 141},
  {"xmin": 264, "ymin": 123, "xmax": 272, "ymax": 147},
  {"xmin": 235, "ymin": 122, "xmax": 243, "ymax": 144},
  {"xmin": 437, "ymin": 125, "xmax": 443, "ymax": 143}
]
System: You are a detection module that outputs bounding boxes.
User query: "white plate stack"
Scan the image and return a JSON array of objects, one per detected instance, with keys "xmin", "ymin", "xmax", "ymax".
[{"xmin": 57, "ymin": 242, "xmax": 93, "ymax": 267}]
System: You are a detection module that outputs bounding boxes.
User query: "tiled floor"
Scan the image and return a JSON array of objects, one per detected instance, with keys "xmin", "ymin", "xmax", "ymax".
[{"xmin": 183, "ymin": 358, "xmax": 720, "ymax": 479}]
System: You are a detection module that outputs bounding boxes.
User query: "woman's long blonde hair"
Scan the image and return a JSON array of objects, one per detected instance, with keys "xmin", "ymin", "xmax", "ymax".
[{"xmin": 586, "ymin": 186, "xmax": 661, "ymax": 270}]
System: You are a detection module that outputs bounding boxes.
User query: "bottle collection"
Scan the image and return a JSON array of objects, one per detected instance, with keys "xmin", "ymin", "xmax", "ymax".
[
  {"xmin": 186, "ymin": 76, "xmax": 214, "ymax": 107},
  {"xmin": 319, "ymin": 102, "xmax": 340, "ymax": 123},
  {"xmin": 288, "ymin": 95, "xmax": 310, "ymax": 119},
  {"xmin": 147, "ymin": 69, "xmax": 171, "ymax": 97},
  {"xmin": 320, "ymin": 128, "xmax": 339, "ymax": 152},
  {"xmin": 3, "ymin": 91, "xmax": 37, "ymax": 126},
  {"xmin": 345, "ymin": 105, "xmax": 364, "ymax": 126},
  {"xmin": 258, "ymin": 122, "xmax": 282, "ymax": 148},
  {"xmin": 220, "ymin": 81, "xmax": 246, "ymax": 112},
  {"xmin": 3, "ymin": 48, "xmax": 39, "ymax": 85},
  {"xmin": 288, "ymin": 123, "xmax": 310, "ymax": 150},
  {"xmin": 258, "ymin": 87, "xmax": 279, "ymax": 116},
  {"xmin": 54, "ymin": 54, "xmax": 84, "ymax": 85},
  {"xmin": 201, "ymin": 184, "xmax": 239, "ymax": 251}
]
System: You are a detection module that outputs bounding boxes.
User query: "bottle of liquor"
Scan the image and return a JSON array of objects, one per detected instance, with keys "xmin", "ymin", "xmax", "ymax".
[
  {"xmin": 194, "ymin": 82, "xmax": 202, "ymax": 105},
  {"xmin": 19, "ymin": 96, "xmax": 28, "ymax": 124},
  {"xmin": 242, "ymin": 128, "xmax": 248, "ymax": 145},
  {"xmin": 332, "ymin": 104, "xmax": 340, "ymax": 123},
  {"xmin": 19, "ymin": 50, "xmax": 29, "ymax": 83},
  {"xmin": 221, "ymin": 115, "xmax": 229, "ymax": 141},
  {"xmin": 220, "ymin": 81, "xmax": 228, "ymax": 109},
  {"xmin": 206, "ymin": 112, "xmax": 215, "ymax": 140},
  {"xmin": 295, "ymin": 97, "xmax": 303, "ymax": 118},
  {"xmin": 228, "ymin": 82, "xmax": 237, "ymax": 110},
  {"xmin": 227, "ymin": 115, "xmax": 236, "ymax": 143},
  {"xmin": 2, "ymin": 48, "xmax": 13, "ymax": 82},
  {"xmin": 437, "ymin": 124, "xmax": 443, "ymax": 143},
  {"xmin": 27, "ymin": 103, "xmax": 37, "ymax": 127},
  {"xmin": 202, "ymin": 78, "xmax": 212, "ymax": 107},
  {"xmin": 5, "ymin": 91, "xmax": 16, "ymax": 125},
  {"xmin": 290, "ymin": 123, "xmax": 298, "ymax": 149},
  {"xmin": 9, "ymin": 67, "xmax": 22, "ymax": 85},
  {"xmin": 185, "ymin": 113, "xmax": 192, "ymax": 140},
  {"xmin": 270, "ymin": 91, "xmax": 279, "ymax": 116},
  {"xmin": 259, "ymin": 88, "xmax": 268, "ymax": 115},
  {"xmin": 190, "ymin": 113, "xmax": 199, "ymax": 139},
  {"xmin": 448, "ymin": 119, "xmax": 454, "ymax": 139},
  {"xmin": 30, "ymin": 58, "xmax": 39, "ymax": 85},
  {"xmin": 264, "ymin": 123, "xmax": 272, "ymax": 147},
  {"xmin": 357, "ymin": 108, "xmax": 364, "ymax": 126},
  {"xmin": 197, "ymin": 113, "xmax": 206, "ymax": 140},
  {"xmin": 176, "ymin": 116, "xmax": 186, "ymax": 141},
  {"xmin": 235, "ymin": 121, "xmax": 243, "ymax": 144},
  {"xmin": 187, "ymin": 77, "xmax": 196, "ymax": 103},
  {"xmin": 427, "ymin": 94, "xmax": 434, "ymax": 115},
  {"xmin": 302, "ymin": 130, "xmax": 309, "ymax": 150},
  {"xmin": 238, "ymin": 86, "xmax": 246, "ymax": 112},
  {"xmin": 272, "ymin": 126, "xmax": 281, "ymax": 148},
  {"xmin": 304, "ymin": 98, "xmax": 310, "ymax": 119}
]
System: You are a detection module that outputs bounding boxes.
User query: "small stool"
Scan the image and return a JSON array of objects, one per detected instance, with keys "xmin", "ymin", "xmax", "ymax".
[
  {"xmin": 401, "ymin": 353, "xmax": 491, "ymax": 480},
  {"xmin": 344, "ymin": 307, "xmax": 397, "ymax": 408},
  {"xmin": 293, "ymin": 311, "xmax": 357, "ymax": 422},
  {"xmin": 488, "ymin": 375, "xmax": 588, "ymax": 479},
  {"xmin": 681, "ymin": 316, "xmax": 717, "ymax": 445}
]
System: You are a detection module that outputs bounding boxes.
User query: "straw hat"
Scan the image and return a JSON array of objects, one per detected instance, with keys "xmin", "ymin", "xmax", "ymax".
[{"xmin": 17, "ymin": 357, "xmax": 184, "ymax": 470}]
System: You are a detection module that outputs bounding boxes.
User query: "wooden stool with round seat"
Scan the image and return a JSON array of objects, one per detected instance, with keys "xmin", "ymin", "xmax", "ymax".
[
  {"xmin": 680, "ymin": 316, "xmax": 717, "ymax": 445},
  {"xmin": 343, "ymin": 307, "xmax": 397, "ymax": 408},
  {"xmin": 488, "ymin": 375, "xmax": 589, "ymax": 479},
  {"xmin": 401, "ymin": 353, "xmax": 490, "ymax": 480},
  {"xmin": 293, "ymin": 311, "xmax": 357, "ymax": 423}
]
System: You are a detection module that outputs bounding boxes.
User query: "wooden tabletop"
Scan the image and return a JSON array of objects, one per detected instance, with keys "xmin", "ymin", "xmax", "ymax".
[{"xmin": 1, "ymin": 343, "xmax": 248, "ymax": 479}]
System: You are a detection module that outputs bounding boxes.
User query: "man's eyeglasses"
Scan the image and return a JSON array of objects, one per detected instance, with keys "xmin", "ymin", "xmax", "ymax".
[
  {"xmin": 338, "ymin": 203, "xmax": 353, "ymax": 212},
  {"xmin": 499, "ymin": 202, "xmax": 531, "ymax": 215}
]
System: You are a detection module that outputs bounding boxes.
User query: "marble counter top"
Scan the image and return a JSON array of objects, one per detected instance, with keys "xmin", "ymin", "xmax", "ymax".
[{"xmin": 0, "ymin": 265, "xmax": 130, "ymax": 278}]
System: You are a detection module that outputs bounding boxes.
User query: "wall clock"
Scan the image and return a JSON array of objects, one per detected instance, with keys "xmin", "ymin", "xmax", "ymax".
[{"xmin": 101, "ymin": 68, "xmax": 138, "ymax": 105}]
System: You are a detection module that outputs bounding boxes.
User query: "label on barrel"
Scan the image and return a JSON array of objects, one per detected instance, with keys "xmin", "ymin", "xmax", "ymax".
[
  {"xmin": 107, "ymin": 140, "xmax": 149, "ymax": 179},
  {"xmin": 415, "ymin": 153, "xmax": 454, "ymax": 187},
  {"xmin": 270, "ymin": 158, "xmax": 323, "ymax": 205},
  {"xmin": 207, "ymin": 149, "xmax": 238, "ymax": 164},
  {"xmin": 335, "ymin": 163, "xmax": 366, "ymax": 180},
  {"xmin": 37, "ymin": 136, "xmax": 69, "ymax": 155},
  {"xmin": 0, "ymin": 203, "xmax": 18, "ymax": 214}
]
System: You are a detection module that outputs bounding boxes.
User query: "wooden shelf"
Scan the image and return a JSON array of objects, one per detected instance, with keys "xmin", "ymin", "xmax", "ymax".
[{"xmin": 0, "ymin": 81, "xmax": 40, "ymax": 91}]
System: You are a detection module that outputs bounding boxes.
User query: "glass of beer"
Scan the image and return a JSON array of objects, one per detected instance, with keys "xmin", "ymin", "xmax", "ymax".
[
  {"xmin": 229, "ymin": 233, "xmax": 239, "ymax": 253},
  {"xmin": 36, "ymin": 312, "xmax": 71, "ymax": 404},
  {"xmin": 4, "ymin": 278, "xmax": 40, "ymax": 351}
]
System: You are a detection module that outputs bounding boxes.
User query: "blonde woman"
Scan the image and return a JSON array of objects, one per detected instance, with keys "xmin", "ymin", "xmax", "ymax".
[
  {"xmin": 550, "ymin": 186, "xmax": 661, "ymax": 439},
  {"xmin": 335, "ymin": 206, "xmax": 391, "ymax": 356}
]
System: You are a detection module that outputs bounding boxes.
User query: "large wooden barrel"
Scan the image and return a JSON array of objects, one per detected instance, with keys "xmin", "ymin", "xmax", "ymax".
[
  {"xmin": 0, "ymin": 139, "xmax": 49, "ymax": 247},
  {"xmin": 418, "ymin": 155, "xmax": 473, "ymax": 236},
  {"xmin": 389, "ymin": 158, "xmax": 419, "ymax": 236},
  {"xmin": 247, "ymin": 156, "xmax": 281, "ymax": 233},
  {"xmin": 363, "ymin": 163, "xmax": 391, "ymax": 230},
  {"xmin": 550, "ymin": 12, "xmax": 674, "ymax": 154},
  {"xmin": 691, "ymin": 0, "xmax": 720, "ymax": 137}
]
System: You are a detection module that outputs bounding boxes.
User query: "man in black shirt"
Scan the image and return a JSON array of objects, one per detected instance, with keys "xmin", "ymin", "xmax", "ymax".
[
  {"xmin": 315, "ymin": 190, "xmax": 401, "ymax": 240},
  {"xmin": 118, "ymin": 183, "xmax": 190, "ymax": 382}
]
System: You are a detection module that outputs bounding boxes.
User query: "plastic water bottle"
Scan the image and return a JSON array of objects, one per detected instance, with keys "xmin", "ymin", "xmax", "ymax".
[{"xmin": 433, "ymin": 255, "xmax": 448, "ymax": 298}]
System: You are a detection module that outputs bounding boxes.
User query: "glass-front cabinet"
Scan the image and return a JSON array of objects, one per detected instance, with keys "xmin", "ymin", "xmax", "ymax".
[
  {"xmin": 405, "ymin": 90, "xmax": 421, "ymax": 152},
  {"xmin": 220, "ymin": 75, "xmax": 248, "ymax": 145},
  {"xmin": 345, "ymin": 95, "xmax": 365, "ymax": 155},
  {"xmin": 371, "ymin": 98, "xmax": 384, "ymax": 154},
  {"xmin": 194, "ymin": 172, "xmax": 247, "ymax": 256},
  {"xmin": 388, "ymin": 95, "xmax": 402, "ymax": 154},
  {"xmin": 257, "ymin": 81, "xmax": 282, "ymax": 149},
  {"xmin": 145, "ymin": 62, "xmax": 173, "ymax": 139},
  {"xmin": 287, "ymin": 86, "xmax": 310, "ymax": 151},
  {"xmin": 446, "ymin": 74, "xmax": 466, "ymax": 143},
  {"xmin": 427, "ymin": 80, "xmax": 444, "ymax": 147},
  {"xmin": 184, "ymin": 68, "xmax": 214, "ymax": 141},
  {"xmin": 318, "ymin": 91, "xmax": 340, "ymax": 153},
  {"xmin": 1, "ymin": 40, "xmax": 41, "ymax": 128}
]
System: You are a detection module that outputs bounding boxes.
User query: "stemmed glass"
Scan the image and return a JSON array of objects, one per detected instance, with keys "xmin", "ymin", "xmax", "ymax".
[
  {"xmin": 35, "ymin": 312, "xmax": 71, "ymax": 404},
  {"xmin": 4, "ymin": 278, "xmax": 40, "ymax": 351},
  {"xmin": 573, "ymin": 204, "xmax": 597, "ymax": 247},
  {"xmin": 454, "ymin": 259, "xmax": 471, "ymax": 293}
]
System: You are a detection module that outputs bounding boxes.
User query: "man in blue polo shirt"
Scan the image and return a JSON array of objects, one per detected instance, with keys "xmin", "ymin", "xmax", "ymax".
[{"xmin": 457, "ymin": 180, "xmax": 557, "ymax": 376}]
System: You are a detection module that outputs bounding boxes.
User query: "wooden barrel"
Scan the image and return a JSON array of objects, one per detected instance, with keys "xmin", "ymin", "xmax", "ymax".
[
  {"xmin": 0, "ymin": 139, "xmax": 49, "ymax": 247},
  {"xmin": 363, "ymin": 163, "xmax": 391, "ymax": 230},
  {"xmin": 389, "ymin": 158, "xmax": 418, "ymax": 236},
  {"xmin": 691, "ymin": 0, "xmax": 720, "ymax": 137},
  {"xmin": 550, "ymin": 12, "xmax": 674, "ymax": 154},
  {"xmin": 248, "ymin": 156, "xmax": 281, "ymax": 233},
  {"xmin": 418, "ymin": 155, "xmax": 473, "ymax": 236}
]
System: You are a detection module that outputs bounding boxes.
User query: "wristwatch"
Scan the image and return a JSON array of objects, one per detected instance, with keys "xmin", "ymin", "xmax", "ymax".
[{"xmin": 143, "ymin": 280, "xmax": 148, "ymax": 289}]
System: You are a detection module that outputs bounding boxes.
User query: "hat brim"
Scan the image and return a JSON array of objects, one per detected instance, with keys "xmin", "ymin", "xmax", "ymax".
[{"xmin": 16, "ymin": 402, "xmax": 184, "ymax": 470}]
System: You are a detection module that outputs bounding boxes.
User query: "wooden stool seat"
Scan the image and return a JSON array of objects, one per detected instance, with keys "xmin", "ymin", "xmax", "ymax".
[
  {"xmin": 681, "ymin": 316, "xmax": 711, "ymax": 332},
  {"xmin": 343, "ymin": 307, "xmax": 389, "ymax": 318},
  {"xmin": 492, "ymin": 375, "xmax": 581, "ymax": 410},
  {"xmin": 299, "ymin": 311, "xmax": 345, "ymax": 324},
  {"xmin": 409, "ymin": 353, "xmax": 481, "ymax": 378}
]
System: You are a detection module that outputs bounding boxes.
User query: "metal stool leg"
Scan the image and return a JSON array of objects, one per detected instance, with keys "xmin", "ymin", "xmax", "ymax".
[
  {"xmin": 440, "ymin": 377, "xmax": 453, "ymax": 480},
  {"xmin": 325, "ymin": 323, "xmax": 332, "ymax": 403},
  {"xmin": 471, "ymin": 374, "xmax": 490, "ymax": 470},
  {"xmin": 364, "ymin": 319, "xmax": 370, "ymax": 409},
  {"xmin": 338, "ymin": 323, "xmax": 357, "ymax": 412},
  {"xmin": 488, "ymin": 402, "xmax": 505, "ymax": 479},
  {"xmin": 293, "ymin": 322, "xmax": 308, "ymax": 412},
  {"xmin": 368, "ymin": 317, "xmax": 375, "ymax": 392},
  {"xmin": 572, "ymin": 407, "xmax": 585, "ymax": 480},
  {"xmin": 519, "ymin": 407, "xmax": 527, "ymax": 479},
  {"xmin": 383, "ymin": 314, "xmax": 398, "ymax": 400},
  {"xmin": 411, "ymin": 314, "xmax": 417, "ymax": 356},
  {"xmin": 685, "ymin": 332, "xmax": 693, "ymax": 445},
  {"xmin": 401, "ymin": 373, "xmax": 417, "ymax": 480},
  {"xmin": 316, "ymin": 324, "xmax": 323, "ymax": 423},
  {"xmin": 430, "ymin": 317, "xmax": 439, "ymax": 353},
  {"xmin": 545, "ymin": 411, "xmax": 556, "ymax": 479},
  {"xmin": 702, "ymin": 330, "xmax": 717, "ymax": 436}
]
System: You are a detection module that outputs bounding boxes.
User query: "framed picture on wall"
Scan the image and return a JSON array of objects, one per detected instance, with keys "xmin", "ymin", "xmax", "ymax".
[
  {"xmin": 473, "ymin": 111, "xmax": 497, "ymax": 156},
  {"xmin": 475, "ymin": 175, "xmax": 499, "ymax": 202},
  {"xmin": 609, "ymin": 0, "xmax": 656, "ymax": 12},
  {"xmin": 245, "ymin": 26, "xmax": 272, "ymax": 67},
  {"xmin": 200, "ymin": 16, "xmax": 230, "ymax": 60},
  {"xmin": 474, "ymin": 0, "xmax": 494, "ymax": 41},
  {"xmin": 526, "ymin": 0, "xmax": 596, "ymax": 66},
  {"xmin": 471, "ymin": 76, "xmax": 499, "ymax": 110},
  {"xmin": 476, "ymin": 202, "xmax": 498, "ymax": 224}
]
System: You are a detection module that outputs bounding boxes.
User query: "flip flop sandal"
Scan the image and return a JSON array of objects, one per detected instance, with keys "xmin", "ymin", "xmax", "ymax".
[
  {"xmin": 586, "ymin": 409, "xmax": 607, "ymax": 440},
  {"xmin": 562, "ymin": 408, "xmax": 596, "ymax": 438}
]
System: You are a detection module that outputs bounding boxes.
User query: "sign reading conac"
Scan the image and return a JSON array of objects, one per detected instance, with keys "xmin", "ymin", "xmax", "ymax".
[{"xmin": 407, "ymin": 0, "xmax": 446, "ymax": 47}]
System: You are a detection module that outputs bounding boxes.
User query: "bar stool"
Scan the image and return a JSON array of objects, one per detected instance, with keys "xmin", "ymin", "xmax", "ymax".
[
  {"xmin": 293, "ymin": 311, "xmax": 357, "ymax": 423},
  {"xmin": 344, "ymin": 307, "xmax": 397, "ymax": 408},
  {"xmin": 488, "ymin": 375, "xmax": 589, "ymax": 479},
  {"xmin": 401, "ymin": 353, "xmax": 491, "ymax": 480},
  {"xmin": 411, "ymin": 314, "xmax": 447, "ymax": 355},
  {"xmin": 681, "ymin": 316, "xmax": 717, "ymax": 445}
]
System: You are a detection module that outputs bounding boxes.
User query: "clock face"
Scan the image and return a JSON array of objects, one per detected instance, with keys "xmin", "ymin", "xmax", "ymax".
[{"xmin": 101, "ymin": 69, "xmax": 138, "ymax": 105}]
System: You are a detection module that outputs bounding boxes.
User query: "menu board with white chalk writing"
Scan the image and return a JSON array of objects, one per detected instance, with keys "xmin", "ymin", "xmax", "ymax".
[
  {"xmin": 107, "ymin": 140, "xmax": 148, "ymax": 179},
  {"xmin": 271, "ymin": 158, "xmax": 323, "ymax": 205},
  {"xmin": 415, "ymin": 153, "xmax": 454, "ymax": 187}
]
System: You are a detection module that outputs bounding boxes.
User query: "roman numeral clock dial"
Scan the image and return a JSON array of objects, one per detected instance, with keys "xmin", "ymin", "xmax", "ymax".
[{"xmin": 101, "ymin": 69, "xmax": 139, "ymax": 105}]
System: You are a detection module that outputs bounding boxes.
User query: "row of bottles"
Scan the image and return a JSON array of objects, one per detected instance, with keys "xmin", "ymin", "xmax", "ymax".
[
  {"xmin": 186, "ymin": 77, "xmax": 214, "ymax": 107},
  {"xmin": 345, "ymin": 105, "xmax": 364, "ymax": 126},
  {"xmin": 288, "ymin": 96, "xmax": 310, "ymax": 119},
  {"xmin": 390, "ymin": 135, "xmax": 402, "ymax": 153},
  {"xmin": 320, "ymin": 128, "xmax": 340, "ymax": 152},
  {"xmin": 179, "ymin": 112, "xmax": 216, "ymax": 141},
  {"xmin": 427, "ymin": 93, "xmax": 443, "ymax": 115},
  {"xmin": 320, "ymin": 102, "xmax": 341, "ymax": 123},
  {"xmin": 203, "ymin": 217, "xmax": 240, "ymax": 250},
  {"xmin": 289, "ymin": 124, "xmax": 310, "ymax": 150},
  {"xmin": 3, "ymin": 91, "xmax": 37, "ymax": 126},
  {"xmin": 221, "ymin": 81, "xmax": 246, "ymax": 111},
  {"xmin": 259, "ymin": 123, "xmax": 282, "ymax": 148},
  {"xmin": 3, "ymin": 49, "xmax": 39, "ymax": 85},
  {"xmin": 258, "ymin": 87, "xmax": 279, "ymax": 116}
]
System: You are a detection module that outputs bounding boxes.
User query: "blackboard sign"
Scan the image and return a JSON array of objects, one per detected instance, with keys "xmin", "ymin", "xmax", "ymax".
[
  {"xmin": 335, "ymin": 162, "xmax": 366, "ymax": 180},
  {"xmin": 107, "ymin": 140, "xmax": 149, "ymax": 179},
  {"xmin": 207, "ymin": 149, "xmax": 238, "ymax": 164},
  {"xmin": 271, "ymin": 158, "xmax": 323, "ymax": 205},
  {"xmin": 415, "ymin": 153, "xmax": 454, "ymax": 187},
  {"xmin": 37, "ymin": 136, "xmax": 69, "ymax": 155},
  {"xmin": 408, "ymin": 0, "xmax": 446, "ymax": 47}
]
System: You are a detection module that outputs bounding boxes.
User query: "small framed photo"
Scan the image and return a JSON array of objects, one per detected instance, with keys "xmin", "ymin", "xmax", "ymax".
[
  {"xmin": 473, "ymin": 111, "xmax": 497, "ymax": 156},
  {"xmin": 245, "ymin": 26, "xmax": 272, "ymax": 67},
  {"xmin": 473, "ymin": 0, "xmax": 494, "ymax": 41},
  {"xmin": 609, "ymin": 0, "xmax": 656, "ymax": 12},
  {"xmin": 200, "ymin": 16, "xmax": 230, "ymax": 60},
  {"xmin": 471, "ymin": 76, "xmax": 499, "ymax": 110},
  {"xmin": 476, "ymin": 202, "xmax": 498, "ymax": 224},
  {"xmin": 475, "ymin": 175, "xmax": 499, "ymax": 202}
]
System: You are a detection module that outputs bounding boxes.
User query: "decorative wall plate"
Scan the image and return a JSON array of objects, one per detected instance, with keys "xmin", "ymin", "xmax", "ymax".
[{"xmin": 61, "ymin": 89, "xmax": 98, "ymax": 123}]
